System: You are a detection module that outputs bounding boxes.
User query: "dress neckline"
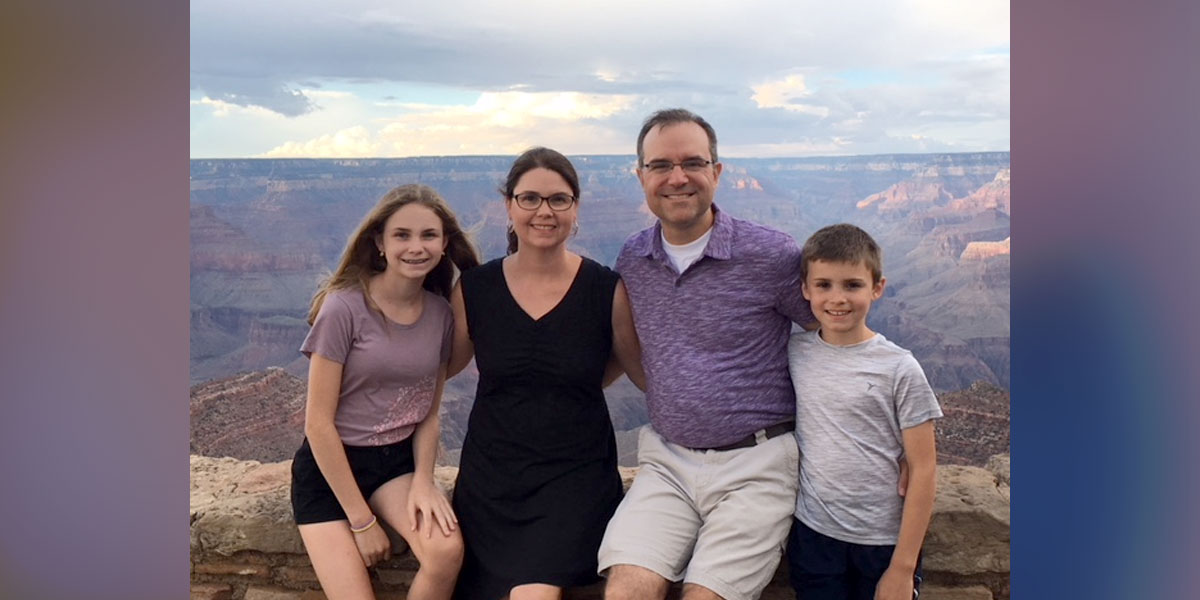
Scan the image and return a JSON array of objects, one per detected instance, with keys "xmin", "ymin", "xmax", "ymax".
[{"xmin": 499, "ymin": 257, "xmax": 587, "ymax": 323}]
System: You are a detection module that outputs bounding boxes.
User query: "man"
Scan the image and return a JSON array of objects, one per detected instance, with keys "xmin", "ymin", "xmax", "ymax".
[{"xmin": 597, "ymin": 108, "xmax": 817, "ymax": 600}]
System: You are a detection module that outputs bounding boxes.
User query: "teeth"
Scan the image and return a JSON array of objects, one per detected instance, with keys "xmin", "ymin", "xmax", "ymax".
[
  {"xmin": 531, "ymin": 224, "xmax": 556, "ymax": 230},
  {"xmin": 827, "ymin": 310, "xmax": 849, "ymax": 316}
]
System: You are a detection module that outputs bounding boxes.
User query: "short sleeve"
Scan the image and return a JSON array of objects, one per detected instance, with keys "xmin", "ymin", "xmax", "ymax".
[
  {"xmin": 439, "ymin": 300, "xmax": 454, "ymax": 365},
  {"xmin": 594, "ymin": 261, "xmax": 619, "ymax": 340},
  {"xmin": 786, "ymin": 330, "xmax": 809, "ymax": 377},
  {"xmin": 892, "ymin": 354, "xmax": 943, "ymax": 429},
  {"xmin": 458, "ymin": 262, "xmax": 488, "ymax": 344},
  {"xmin": 776, "ymin": 237, "xmax": 816, "ymax": 326},
  {"xmin": 614, "ymin": 245, "xmax": 632, "ymax": 276},
  {"xmin": 592, "ymin": 260, "xmax": 619, "ymax": 305},
  {"xmin": 300, "ymin": 293, "xmax": 355, "ymax": 364}
]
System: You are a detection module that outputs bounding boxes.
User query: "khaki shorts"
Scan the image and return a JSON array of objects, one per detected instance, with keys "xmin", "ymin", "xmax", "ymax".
[{"xmin": 597, "ymin": 425, "xmax": 800, "ymax": 600}]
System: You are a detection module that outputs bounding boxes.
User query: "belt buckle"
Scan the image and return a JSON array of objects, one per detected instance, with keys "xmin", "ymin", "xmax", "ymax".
[{"xmin": 753, "ymin": 428, "xmax": 768, "ymax": 445}]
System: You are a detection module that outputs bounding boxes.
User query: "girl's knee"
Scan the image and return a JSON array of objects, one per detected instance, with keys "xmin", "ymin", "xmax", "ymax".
[{"xmin": 419, "ymin": 532, "xmax": 464, "ymax": 571}]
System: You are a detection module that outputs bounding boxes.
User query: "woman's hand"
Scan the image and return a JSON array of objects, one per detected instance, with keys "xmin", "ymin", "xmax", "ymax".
[
  {"xmin": 351, "ymin": 518, "xmax": 391, "ymax": 567},
  {"xmin": 406, "ymin": 476, "xmax": 459, "ymax": 538}
]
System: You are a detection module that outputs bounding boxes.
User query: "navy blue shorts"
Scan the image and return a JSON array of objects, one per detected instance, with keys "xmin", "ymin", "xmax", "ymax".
[
  {"xmin": 290, "ymin": 436, "xmax": 416, "ymax": 525},
  {"xmin": 786, "ymin": 518, "xmax": 923, "ymax": 600}
]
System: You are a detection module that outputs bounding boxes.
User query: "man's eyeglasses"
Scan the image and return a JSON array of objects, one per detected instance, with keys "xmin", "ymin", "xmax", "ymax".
[
  {"xmin": 512, "ymin": 192, "xmax": 576, "ymax": 211},
  {"xmin": 640, "ymin": 158, "xmax": 715, "ymax": 175}
]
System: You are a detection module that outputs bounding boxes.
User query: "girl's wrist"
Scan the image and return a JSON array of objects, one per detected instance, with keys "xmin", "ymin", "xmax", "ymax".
[{"xmin": 349, "ymin": 513, "xmax": 377, "ymax": 534}]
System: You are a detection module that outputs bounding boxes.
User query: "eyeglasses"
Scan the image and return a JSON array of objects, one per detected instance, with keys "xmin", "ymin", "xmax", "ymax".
[
  {"xmin": 512, "ymin": 192, "xmax": 576, "ymax": 211},
  {"xmin": 640, "ymin": 158, "xmax": 715, "ymax": 175}
]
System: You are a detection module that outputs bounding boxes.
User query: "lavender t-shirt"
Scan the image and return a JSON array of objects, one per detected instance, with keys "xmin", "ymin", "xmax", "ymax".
[{"xmin": 300, "ymin": 288, "xmax": 453, "ymax": 446}]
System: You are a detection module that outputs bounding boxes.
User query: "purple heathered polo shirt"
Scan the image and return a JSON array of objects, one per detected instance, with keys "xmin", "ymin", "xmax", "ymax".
[{"xmin": 616, "ymin": 206, "xmax": 815, "ymax": 448}]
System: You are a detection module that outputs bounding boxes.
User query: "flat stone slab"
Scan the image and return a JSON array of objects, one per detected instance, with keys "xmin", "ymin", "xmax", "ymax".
[
  {"xmin": 191, "ymin": 454, "xmax": 1010, "ymax": 599},
  {"xmin": 924, "ymin": 465, "xmax": 1010, "ymax": 574}
]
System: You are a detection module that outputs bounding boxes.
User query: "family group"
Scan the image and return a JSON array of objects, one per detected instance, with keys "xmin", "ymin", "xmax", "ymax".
[{"xmin": 287, "ymin": 108, "xmax": 942, "ymax": 600}]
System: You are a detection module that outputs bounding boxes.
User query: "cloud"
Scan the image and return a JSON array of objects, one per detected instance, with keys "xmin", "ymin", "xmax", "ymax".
[
  {"xmin": 191, "ymin": 0, "xmax": 1008, "ymax": 99},
  {"xmin": 471, "ymin": 91, "xmax": 633, "ymax": 124},
  {"xmin": 724, "ymin": 139, "xmax": 851, "ymax": 157},
  {"xmin": 191, "ymin": 73, "xmax": 317, "ymax": 117},
  {"xmin": 190, "ymin": 97, "xmax": 282, "ymax": 119},
  {"xmin": 191, "ymin": 0, "xmax": 1009, "ymax": 157},
  {"xmin": 256, "ymin": 90, "xmax": 637, "ymax": 157},
  {"xmin": 261, "ymin": 126, "xmax": 379, "ymax": 158},
  {"xmin": 751, "ymin": 75, "xmax": 832, "ymax": 117}
]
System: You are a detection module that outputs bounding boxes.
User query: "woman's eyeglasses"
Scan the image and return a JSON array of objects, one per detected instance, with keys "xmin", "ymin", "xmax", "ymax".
[{"xmin": 512, "ymin": 192, "xmax": 576, "ymax": 211}]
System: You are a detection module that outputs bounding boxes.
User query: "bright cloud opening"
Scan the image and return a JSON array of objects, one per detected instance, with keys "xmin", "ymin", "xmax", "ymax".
[
  {"xmin": 261, "ymin": 126, "xmax": 380, "ymax": 158},
  {"xmin": 257, "ymin": 91, "xmax": 636, "ymax": 158},
  {"xmin": 192, "ymin": 97, "xmax": 283, "ymax": 119},
  {"xmin": 751, "ymin": 75, "xmax": 831, "ymax": 118}
]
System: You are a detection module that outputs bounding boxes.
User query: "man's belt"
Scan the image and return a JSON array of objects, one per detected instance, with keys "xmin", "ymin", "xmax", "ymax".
[{"xmin": 698, "ymin": 421, "xmax": 795, "ymax": 452}]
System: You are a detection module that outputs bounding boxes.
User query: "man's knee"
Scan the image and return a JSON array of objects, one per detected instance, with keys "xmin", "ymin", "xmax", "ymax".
[
  {"xmin": 509, "ymin": 583, "xmax": 563, "ymax": 600},
  {"xmin": 605, "ymin": 564, "xmax": 671, "ymax": 600},
  {"xmin": 680, "ymin": 583, "xmax": 724, "ymax": 600}
]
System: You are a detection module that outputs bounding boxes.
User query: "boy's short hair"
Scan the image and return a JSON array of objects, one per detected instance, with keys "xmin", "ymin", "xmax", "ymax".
[{"xmin": 801, "ymin": 224, "xmax": 883, "ymax": 283}]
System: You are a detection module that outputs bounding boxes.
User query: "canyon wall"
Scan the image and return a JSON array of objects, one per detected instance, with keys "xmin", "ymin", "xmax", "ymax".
[{"xmin": 190, "ymin": 154, "xmax": 1010, "ymax": 393}]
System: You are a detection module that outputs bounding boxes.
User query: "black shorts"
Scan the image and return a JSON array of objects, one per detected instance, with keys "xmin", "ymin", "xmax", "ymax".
[
  {"xmin": 786, "ymin": 518, "xmax": 923, "ymax": 600},
  {"xmin": 290, "ymin": 436, "xmax": 416, "ymax": 525}
]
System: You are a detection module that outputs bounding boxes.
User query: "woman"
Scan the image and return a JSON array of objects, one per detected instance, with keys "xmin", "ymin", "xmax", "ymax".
[
  {"xmin": 448, "ymin": 147, "xmax": 645, "ymax": 600},
  {"xmin": 291, "ymin": 184, "xmax": 480, "ymax": 600}
]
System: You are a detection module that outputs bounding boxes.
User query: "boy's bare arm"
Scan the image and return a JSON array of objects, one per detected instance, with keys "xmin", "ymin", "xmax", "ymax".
[{"xmin": 875, "ymin": 420, "xmax": 937, "ymax": 600}]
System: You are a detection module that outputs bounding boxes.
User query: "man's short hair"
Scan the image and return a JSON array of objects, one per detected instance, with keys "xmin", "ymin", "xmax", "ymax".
[
  {"xmin": 636, "ymin": 108, "xmax": 719, "ymax": 165},
  {"xmin": 801, "ymin": 224, "xmax": 883, "ymax": 284}
]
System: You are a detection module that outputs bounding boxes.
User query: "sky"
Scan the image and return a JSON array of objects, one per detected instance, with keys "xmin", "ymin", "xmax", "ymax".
[{"xmin": 190, "ymin": 0, "xmax": 1009, "ymax": 159}]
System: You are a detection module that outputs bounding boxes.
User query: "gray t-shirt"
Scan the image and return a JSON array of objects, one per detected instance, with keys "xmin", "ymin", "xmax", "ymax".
[
  {"xmin": 787, "ymin": 330, "xmax": 942, "ymax": 544},
  {"xmin": 300, "ymin": 288, "xmax": 453, "ymax": 447}
]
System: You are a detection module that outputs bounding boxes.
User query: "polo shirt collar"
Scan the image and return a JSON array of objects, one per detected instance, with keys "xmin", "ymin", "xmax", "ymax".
[{"xmin": 634, "ymin": 204, "xmax": 734, "ymax": 264}]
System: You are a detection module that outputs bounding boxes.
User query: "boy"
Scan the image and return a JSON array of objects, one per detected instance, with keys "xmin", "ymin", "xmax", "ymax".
[{"xmin": 786, "ymin": 224, "xmax": 942, "ymax": 600}]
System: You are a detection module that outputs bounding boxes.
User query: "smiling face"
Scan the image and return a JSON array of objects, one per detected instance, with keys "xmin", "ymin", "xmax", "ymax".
[
  {"xmin": 507, "ymin": 167, "xmax": 578, "ymax": 252},
  {"xmin": 802, "ymin": 259, "xmax": 886, "ymax": 346},
  {"xmin": 637, "ymin": 121, "xmax": 722, "ymax": 244},
  {"xmin": 375, "ymin": 203, "xmax": 447, "ymax": 282}
]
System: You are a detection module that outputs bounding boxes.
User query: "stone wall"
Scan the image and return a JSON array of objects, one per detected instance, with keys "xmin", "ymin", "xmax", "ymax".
[{"xmin": 191, "ymin": 455, "xmax": 1009, "ymax": 600}]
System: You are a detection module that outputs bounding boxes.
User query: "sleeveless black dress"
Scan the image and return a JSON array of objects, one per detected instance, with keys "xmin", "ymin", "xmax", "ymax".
[{"xmin": 452, "ymin": 257, "xmax": 623, "ymax": 600}]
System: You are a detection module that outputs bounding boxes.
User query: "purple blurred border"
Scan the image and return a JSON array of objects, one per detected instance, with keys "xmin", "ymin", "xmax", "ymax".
[
  {"xmin": 0, "ymin": 0, "xmax": 1197, "ymax": 598},
  {"xmin": 0, "ymin": 0, "xmax": 189, "ymax": 597},
  {"xmin": 1012, "ymin": 0, "xmax": 1199, "ymax": 597}
]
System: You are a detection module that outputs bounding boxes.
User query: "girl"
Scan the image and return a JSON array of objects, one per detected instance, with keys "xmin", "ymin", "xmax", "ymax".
[{"xmin": 291, "ymin": 184, "xmax": 480, "ymax": 600}]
